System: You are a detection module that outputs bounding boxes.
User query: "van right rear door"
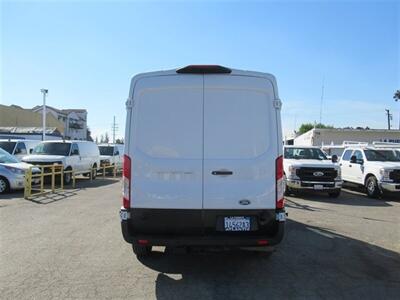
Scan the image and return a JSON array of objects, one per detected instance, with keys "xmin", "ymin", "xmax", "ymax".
[{"xmin": 203, "ymin": 75, "xmax": 277, "ymax": 210}]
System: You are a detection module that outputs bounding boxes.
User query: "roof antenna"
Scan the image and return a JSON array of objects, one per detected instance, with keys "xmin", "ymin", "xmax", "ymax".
[{"xmin": 319, "ymin": 76, "xmax": 325, "ymax": 125}]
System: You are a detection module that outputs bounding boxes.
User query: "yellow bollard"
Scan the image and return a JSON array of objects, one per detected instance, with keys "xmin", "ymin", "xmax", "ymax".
[
  {"xmin": 24, "ymin": 167, "xmax": 32, "ymax": 199},
  {"xmin": 51, "ymin": 165, "xmax": 55, "ymax": 192},
  {"xmin": 40, "ymin": 167, "xmax": 44, "ymax": 194}
]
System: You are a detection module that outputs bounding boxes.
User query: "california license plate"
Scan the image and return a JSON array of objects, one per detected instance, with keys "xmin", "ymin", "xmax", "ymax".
[
  {"xmin": 314, "ymin": 184, "xmax": 323, "ymax": 190},
  {"xmin": 224, "ymin": 216, "xmax": 250, "ymax": 231}
]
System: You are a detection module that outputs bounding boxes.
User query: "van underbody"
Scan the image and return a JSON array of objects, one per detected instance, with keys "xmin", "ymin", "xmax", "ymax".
[{"xmin": 121, "ymin": 208, "xmax": 285, "ymax": 247}]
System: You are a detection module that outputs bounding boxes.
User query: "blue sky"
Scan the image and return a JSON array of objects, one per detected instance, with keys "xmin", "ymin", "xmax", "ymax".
[{"xmin": 1, "ymin": 0, "xmax": 399, "ymax": 139}]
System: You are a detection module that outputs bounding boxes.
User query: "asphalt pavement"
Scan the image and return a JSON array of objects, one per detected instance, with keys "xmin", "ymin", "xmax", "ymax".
[{"xmin": 1, "ymin": 179, "xmax": 399, "ymax": 299}]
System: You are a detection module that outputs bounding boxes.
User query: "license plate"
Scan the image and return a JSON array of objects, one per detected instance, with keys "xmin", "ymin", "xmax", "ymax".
[
  {"xmin": 314, "ymin": 184, "xmax": 323, "ymax": 190},
  {"xmin": 224, "ymin": 216, "xmax": 250, "ymax": 231},
  {"xmin": 120, "ymin": 210, "xmax": 129, "ymax": 221}
]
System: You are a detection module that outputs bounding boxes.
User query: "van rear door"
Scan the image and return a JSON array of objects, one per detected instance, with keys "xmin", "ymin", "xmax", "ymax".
[
  {"xmin": 130, "ymin": 75, "xmax": 203, "ymax": 209},
  {"xmin": 203, "ymin": 75, "xmax": 277, "ymax": 209}
]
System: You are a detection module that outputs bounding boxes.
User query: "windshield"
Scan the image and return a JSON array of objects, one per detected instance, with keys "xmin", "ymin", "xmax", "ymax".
[
  {"xmin": 364, "ymin": 149, "xmax": 400, "ymax": 162},
  {"xmin": 284, "ymin": 147, "xmax": 328, "ymax": 160},
  {"xmin": 33, "ymin": 143, "xmax": 71, "ymax": 156},
  {"xmin": 0, "ymin": 142, "xmax": 16, "ymax": 154},
  {"xmin": 99, "ymin": 146, "xmax": 114, "ymax": 156},
  {"xmin": 0, "ymin": 148, "xmax": 19, "ymax": 163}
]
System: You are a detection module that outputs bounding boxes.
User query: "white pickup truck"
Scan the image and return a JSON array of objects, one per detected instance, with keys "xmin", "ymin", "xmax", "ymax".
[
  {"xmin": 339, "ymin": 147, "xmax": 400, "ymax": 198},
  {"xmin": 284, "ymin": 146, "xmax": 342, "ymax": 197}
]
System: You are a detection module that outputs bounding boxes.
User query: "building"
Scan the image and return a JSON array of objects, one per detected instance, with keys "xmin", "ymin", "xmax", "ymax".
[
  {"xmin": 0, "ymin": 104, "xmax": 64, "ymax": 135},
  {"xmin": 32, "ymin": 105, "xmax": 88, "ymax": 140},
  {"xmin": 294, "ymin": 128, "xmax": 400, "ymax": 146}
]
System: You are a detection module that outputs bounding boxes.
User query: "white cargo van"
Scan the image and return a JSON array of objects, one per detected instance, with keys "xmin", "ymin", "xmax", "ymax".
[
  {"xmin": 98, "ymin": 144, "xmax": 124, "ymax": 168},
  {"xmin": 120, "ymin": 65, "xmax": 285, "ymax": 256},
  {"xmin": 0, "ymin": 139, "xmax": 40, "ymax": 161},
  {"xmin": 22, "ymin": 140, "xmax": 100, "ymax": 184}
]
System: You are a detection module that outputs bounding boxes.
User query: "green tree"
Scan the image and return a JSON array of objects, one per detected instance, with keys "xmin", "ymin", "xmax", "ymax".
[{"xmin": 298, "ymin": 123, "xmax": 334, "ymax": 134}]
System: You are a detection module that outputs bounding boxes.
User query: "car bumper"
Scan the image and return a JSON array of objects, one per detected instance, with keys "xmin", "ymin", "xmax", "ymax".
[
  {"xmin": 380, "ymin": 182, "xmax": 400, "ymax": 192},
  {"xmin": 286, "ymin": 179, "xmax": 342, "ymax": 190},
  {"xmin": 9, "ymin": 175, "xmax": 40, "ymax": 190},
  {"xmin": 120, "ymin": 208, "xmax": 285, "ymax": 247}
]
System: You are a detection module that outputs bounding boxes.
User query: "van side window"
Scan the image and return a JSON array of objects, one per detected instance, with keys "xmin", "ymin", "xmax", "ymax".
[
  {"xmin": 71, "ymin": 143, "xmax": 79, "ymax": 156},
  {"xmin": 15, "ymin": 142, "xmax": 27, "ymax": 155},
  {"xmin": 342, "ymin": 150, "xmax": 353, "ymax": 161}
]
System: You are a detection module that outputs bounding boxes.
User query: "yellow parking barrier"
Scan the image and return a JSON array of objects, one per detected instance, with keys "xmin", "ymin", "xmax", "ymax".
[
  {"xmin": 24, "ymin": 163, "xmax": 122, "ymax": 200},
  {"xmin": 24, "ymin": 164, "xmax": 76, "ymax": 199}
]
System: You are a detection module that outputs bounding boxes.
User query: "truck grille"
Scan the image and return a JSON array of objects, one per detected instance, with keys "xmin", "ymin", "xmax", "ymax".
[
  {"xmin": 296, "ymin": 167, "xmax": 337, "ymax": 182},
  {"xmin": 389, "ymin": 170, "xmax": 400, "ymax": 183}
]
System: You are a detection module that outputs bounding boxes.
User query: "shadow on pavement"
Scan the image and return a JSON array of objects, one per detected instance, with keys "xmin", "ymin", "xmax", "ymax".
[
  {"xmin": 0, "ymin": 178, "xmax": 120, "ymax": 204},
  {"xmin": 137, "ymin": 219, "xmax": 400, "ymax": 299},
  {"xmin": 287, "ymin": 189, "xmax": 394, "ymax": 207}
]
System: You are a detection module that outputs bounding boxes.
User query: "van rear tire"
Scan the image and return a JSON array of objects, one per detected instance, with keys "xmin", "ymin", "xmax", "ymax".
[{"xmin": 132, "ymin": 244, "xmax": 151, "ymax": 257}]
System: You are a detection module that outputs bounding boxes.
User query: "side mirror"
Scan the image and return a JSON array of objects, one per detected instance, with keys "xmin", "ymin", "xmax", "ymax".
[
  {"xmin": 350, "ymin": 155, "xmax": 357, "ymax": 164},
  {"xmin": 30, "ymin": 149, "xmax": 33, "ymax": 154},
  {"xmin": 331, "ymin": 155, "xmax": 338, "ymax": 163},
  {"xmin": 357, "ymin": 158, "xmax": 364, "ymax": 165},
  {"xmin": 114, "ymin": 151, "xmax": 119, "ymax": 155}
]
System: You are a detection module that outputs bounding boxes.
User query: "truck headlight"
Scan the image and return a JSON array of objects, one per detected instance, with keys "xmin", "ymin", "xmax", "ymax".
[
  {"xmin": 288, "ymin": 166, "xmax": 298, "ymax": 178},
  {"xmin": 5, "ymin": 166, "xmax": 25, "ymax": 175},
  {"xmin": 379, "ymin": 168, "xmax": 392, "ymax": 181},
  {"xmin": 336, "ymin": 167, "xmax": 341, "ymax": 179}
]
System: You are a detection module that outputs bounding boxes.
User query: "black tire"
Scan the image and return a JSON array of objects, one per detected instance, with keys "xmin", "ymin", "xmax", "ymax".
[
  {"xmin": 132, "ymin": 243, "xmax": 151, "ymax": 257},
  {"xmin": 0, "ymin": 176, "xmax": 10, "ymax": 194},
  {"xmin": 328, "ymin": 190, "xmax": 341, "ymax": 198},
  {"xmin": 365, "ymin": 176, "xmax": 380, "ymax": 198},
  {"xmin": 64, "ymin": 168, "xmax": 72, "ymax": 185},
  {"xmin": 92, "ymin": 164, "xmax": 97, "ymax": 180}
]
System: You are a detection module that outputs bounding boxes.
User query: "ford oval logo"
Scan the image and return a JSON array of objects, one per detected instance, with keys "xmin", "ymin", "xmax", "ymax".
[
  {"xmin": 239, "ymin": 199, "xmax": 251, "ymax": 205},
  {"xmin": 313, "ymin": 171, "xmax": 324, "ymax": 177}
]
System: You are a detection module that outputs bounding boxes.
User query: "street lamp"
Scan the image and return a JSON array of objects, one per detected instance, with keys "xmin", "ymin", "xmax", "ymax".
[{"xmin": 40, "ymin": 89, "xmax": 48, "ymax": 141}]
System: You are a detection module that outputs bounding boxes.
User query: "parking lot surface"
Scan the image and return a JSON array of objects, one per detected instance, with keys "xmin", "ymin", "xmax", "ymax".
[{"xmin": 1, "ymin": 179, "xmax": 399, "ymax": 299}]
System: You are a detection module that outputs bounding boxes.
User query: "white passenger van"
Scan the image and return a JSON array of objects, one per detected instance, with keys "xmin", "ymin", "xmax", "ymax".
[
  {"xmin": 22, "ymin": 140, "xmax": 100, "ymax": 184},
  {"xmin": 0, "ymin": 139, "xmax": 40, "ymax": 161},
  {"xmin": 120, "ymin": 65, "xmax": 285, "ymax": 256}
]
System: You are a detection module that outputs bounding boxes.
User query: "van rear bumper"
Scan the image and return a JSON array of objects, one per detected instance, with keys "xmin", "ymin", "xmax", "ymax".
[{"xmin": 120, "ymin": 208, "xmax": 285, "ymax": 247}]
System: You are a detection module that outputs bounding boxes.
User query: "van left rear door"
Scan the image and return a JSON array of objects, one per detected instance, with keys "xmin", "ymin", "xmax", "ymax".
[{"xmin": 130, "ymin": 75, "xmax": 204, "ymax": 210}]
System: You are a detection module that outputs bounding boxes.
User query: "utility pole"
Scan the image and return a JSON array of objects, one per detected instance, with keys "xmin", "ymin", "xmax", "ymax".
[
  {"xmin": 111, "ymin": 116, "xmax": 118, "ymax": 144},
  {"xmin": 385, "ymin": 109, "xmax": 392, "ymax": 130},
  {"xmin": 319, "ymin": 77, "xmax": 325, "ymax": 125},
  {"xmin": 40, "ymin": 89, "xmax": 48, "ymax": 141}
]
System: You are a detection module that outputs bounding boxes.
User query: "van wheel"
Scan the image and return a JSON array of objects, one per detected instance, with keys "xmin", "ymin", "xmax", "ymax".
[
  {"xmin": 64, "ymin": 168, "xmax": 72, "ymax": 185},
  {"xmin": 328, "ymin": 190, "xmax": 341, "ymax": 198},
  {"xmin": 132, "ymin": 243, "xmax": 151, "ymax": 257},
  {"xmin": 91, "ymin": 164, "xmax": 97, "ymax": 179},
  {"xmin": 0, "ymin": 176, "xmax": 10, "ymax": 194},
  {"xmin": 365, "ymin": 176, "xmax": 380, "ymax": 198}
]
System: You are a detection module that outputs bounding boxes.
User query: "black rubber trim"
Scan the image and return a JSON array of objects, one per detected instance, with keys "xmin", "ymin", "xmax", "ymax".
[{"xmin": 176, "ymin": 65, "xmax": 232, "ymax": 74}]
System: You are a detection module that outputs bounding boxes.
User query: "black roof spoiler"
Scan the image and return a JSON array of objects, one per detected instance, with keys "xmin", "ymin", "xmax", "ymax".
[{"xmin": 176, "ymin": 65, "xmax": 232, "ymax": 74}]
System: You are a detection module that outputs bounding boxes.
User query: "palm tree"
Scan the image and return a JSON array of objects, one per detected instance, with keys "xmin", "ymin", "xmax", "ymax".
[{"xmin": 394, "ymin": 90, "xmax": 400, "ymax": 101}]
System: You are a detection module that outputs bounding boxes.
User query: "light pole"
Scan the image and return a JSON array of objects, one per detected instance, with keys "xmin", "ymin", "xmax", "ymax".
[{"xmin": 40, "ymin": 89, "xmax": 48, "ymax": 141}]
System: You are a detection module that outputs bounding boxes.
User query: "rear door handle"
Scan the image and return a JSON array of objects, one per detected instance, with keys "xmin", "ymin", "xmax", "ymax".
[{"xmin": 211, "ymin": 170, "xmax": 233, "ymax": 176}]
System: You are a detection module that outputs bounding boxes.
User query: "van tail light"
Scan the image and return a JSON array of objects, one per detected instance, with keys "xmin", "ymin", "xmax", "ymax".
[
  {"xmin": 123, "ymin": 154, "xmax": 131, "ymax": 209},
  {"xmin": 276, "ymin": 155, "xmax": 284, "ymax": 209}
]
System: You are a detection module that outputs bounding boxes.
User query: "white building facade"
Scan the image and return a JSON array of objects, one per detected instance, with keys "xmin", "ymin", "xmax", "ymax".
[
  {"xmin": 294, "ymin": 128, "xmax": 400, "ymax": 146},
  {"xmin": 32, "ymin": 106, "xmax": 88, "ymax": 140}
]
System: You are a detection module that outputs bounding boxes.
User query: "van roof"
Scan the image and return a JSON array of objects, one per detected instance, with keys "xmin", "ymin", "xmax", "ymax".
[
  {"xmin": 130, "ymin": 66, "xmax": 277, "ymax": 87},
  {"xmin": 39, "ymin": 140, "xmax": 92, "ymax": 144}
]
